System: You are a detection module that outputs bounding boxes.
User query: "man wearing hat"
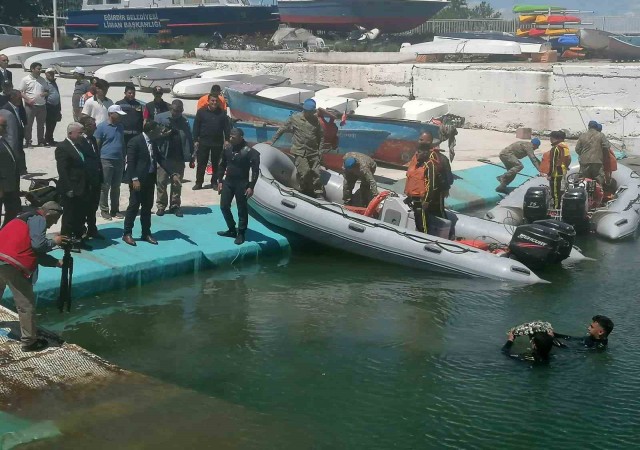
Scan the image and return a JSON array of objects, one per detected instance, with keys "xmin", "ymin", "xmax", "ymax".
[
  {"xmin": 95, "ymin": 104, "xmax": 126, "ymax": 220},
  {"xmin": 43, "ymin": 68, "xmax": 61, "ymax": 147},
  {"xmin": 496, "ymin": 138, "xmax": 542, "ymax": 193},
  {"xmin": 575, "ymin": 121, "xmax": 609, "ymax": 186},
  {"xmin": 143, "ymin": 86, "xmax": 170, "ymax": 124},
  {"xmin": 267, "ymin": 98, "xmax": 325, "ymax": 198},
  {"xmin": 71, "ymin": 67, "xmax": 90, "ymax": 122},
  {"xmin": 0, "ymin": 201, "xmax": 68, "ymax": 352},
  {"xmin": 342, "ymin": 152, "xmax": 378, "ymax": 207}
]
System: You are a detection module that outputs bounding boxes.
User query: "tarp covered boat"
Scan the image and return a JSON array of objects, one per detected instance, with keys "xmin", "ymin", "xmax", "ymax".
[
  {"xmin": 608, "ymin": 35, "xmax": 640, "ymax": 60},
  {"xmin": 250, "ymin": 144, "xmax": 547, "ymax": 283}
]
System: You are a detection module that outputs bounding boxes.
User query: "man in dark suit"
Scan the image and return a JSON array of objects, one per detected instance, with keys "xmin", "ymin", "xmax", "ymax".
[
  {"xmin": 78, "ymin": 116, "xmax": 104, "ymax": 240},
  {"xmin": 122, "ymin": 120, "xmax": 175, "ymax": 246},
  {"xmin": 55, "ymin": 122, "xmax": 89, "ymax": 246},
  {"xmin": 0, "ymin": 115, "xmax": 21, "ymax": 227},
  {"xmin": 0, "ymin": 89, "xmax": 26, "ymax": 174},
  {"xmin": 0, "ymin": 54, "xmax": 12, "ymax": 87}
]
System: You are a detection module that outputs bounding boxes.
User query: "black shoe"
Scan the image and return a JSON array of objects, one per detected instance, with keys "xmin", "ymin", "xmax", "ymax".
[
  {"xmin": 172, "ymin": 207, "xmax": 183, "ymax": 217},
  {"xmin": 156, "ymin": 208, "xmax": 165, "ymax": 216},
  {"xmin": 101, "ymin": 211, "xmax": 112, "ymax": 221},
  {"xmin": 192, "ymin": 184, "xmax": 203, "ymax": 191},
  {"xmin": 22, "ymin": 338, "xmax": 49, "ymax": 352},
  {"xmin": 234, "ymin": 232, "xmax": 245, "ymax": 245},
  {"xmin": 87, "ymin": 230, "xmax": 106, "ymax": 240},
  {"xmin": 217, "ymin": 229, "xmax": 236, "ymax": 238},
  {"xmin": 112, "ymin": 212, "xmax": 125, "ymax": 219}
]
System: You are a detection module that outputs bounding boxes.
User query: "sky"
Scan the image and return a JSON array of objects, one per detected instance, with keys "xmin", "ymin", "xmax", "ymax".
[{"xmin": 251, "ymin": 1, "xmax": 638, "ymax": 17}]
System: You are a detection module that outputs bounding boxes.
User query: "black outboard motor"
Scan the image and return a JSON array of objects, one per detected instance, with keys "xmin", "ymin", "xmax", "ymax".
[
  {"xmin": 523, "ymin": 186, "xmax": 550, "ymax": 223},
  {"xmin": 509, "ymin": 223, "xmax": 561, "ymax": 269},
  {"xmin": 534, "ymin": 219, "xmax": 576, "ymax": 262},
  {"xmin": 561, "ymin": 187, "xmax": 589, "ymax": 232}
]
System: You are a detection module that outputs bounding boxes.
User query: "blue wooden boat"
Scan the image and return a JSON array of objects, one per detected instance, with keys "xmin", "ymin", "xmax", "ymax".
[
  {"xmin": 225, "ymin": 86, "xmax": 440, "ymax": 167},
  {"xmin": 235, "ymin": 122, "xmax": 390, "ymax": 171},
  {"xmin": 608, "ymin": 35, "xmax": 640, "ymax": 60}
]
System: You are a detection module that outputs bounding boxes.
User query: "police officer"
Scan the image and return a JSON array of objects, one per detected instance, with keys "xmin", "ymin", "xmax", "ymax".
[
  {"xmin": 575, "ymin": 120, "xmax": 609, "ymax": 186},
  {"xmin": 496, "ymin": 138, "xmax": 541, "ymax": 193},
  {"xmin": 342, "ymin": 152, "xmax": 378, "ymax": 206},
  {"xmin": 0, "ymin": 202, "xmax": 67, "ymax": 352},
  {"xmin": 267, "ymin": 98, "xmax": 324, "ymax": 198},
  {"xmin": 404, "ymin": 133, "xmax": 444, "ymax": 234},
  {"xmin": 116, "ymin": 84, "xmax": 144, "ymax": 147},
  {"xmin": 216, "ymin": 128, "xmax": 260, "ymax": 245}
]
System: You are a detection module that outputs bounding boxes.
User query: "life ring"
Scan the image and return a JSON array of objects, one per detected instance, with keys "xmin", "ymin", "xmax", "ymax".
[{"xmin": 364, "ymin": 191, "xmax": 391, "ymax": 217}]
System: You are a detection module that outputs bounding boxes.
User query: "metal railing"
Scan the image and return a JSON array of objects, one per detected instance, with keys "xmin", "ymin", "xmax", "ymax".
[
  {"xmin": 585, "ymin": 16, "xmax": 640, "ymax": 34},
  {"xmin": 402, "ymin": 19, "xmax": 518, "ymax": 36}
]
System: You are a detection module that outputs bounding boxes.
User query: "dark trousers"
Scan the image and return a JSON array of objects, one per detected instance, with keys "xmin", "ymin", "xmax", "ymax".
[
  {"xmin": 0, "ymin": 191, "xmax": 21, "ymax": 227},
  {"xmin": 124, "ymin": 172, "xmax": 156, "ymax": 237},
  {"xmin": 44, "ymin": 103, "xmax": 61, "ymax": 144},
  {"xmin": 196, "ymin": 143, "xmax": 223, "ymax": 185},
  {"xmin": 550, "ymin": 176, "xmax": 562, "ymax": 209},
  {"xmin": 220, "ymin": 180, "xmax": 249, "ymax": 231},
  {"xmin": 84, "ymin": 182, "xmax": 101, "ymax": 234},
  {"xmin": 124, "ymin": 133, "xmax": 140, "ymax": 148},
  {"xmin": 61, "ymin": 196, "xmax": 86, "ymax": 238},
  {"xmin": 410, "ymin": 195, "xmax": 445, "ymax": 233}
]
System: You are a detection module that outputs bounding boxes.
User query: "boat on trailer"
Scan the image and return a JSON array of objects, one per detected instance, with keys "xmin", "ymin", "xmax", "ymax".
[{"xmin": 250, "ymin": 144, "xmax": 587, "ymax": 283}]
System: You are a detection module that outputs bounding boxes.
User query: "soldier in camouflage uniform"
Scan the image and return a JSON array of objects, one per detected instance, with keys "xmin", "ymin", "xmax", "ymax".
[
  {"xmin": 342, "ymin": 152, "xmax": 378, "ymax": 206},
  {"xmin": 268, "ymin": 99, "xmax": 324, "ymax": 198},
  {"xmin": 575, "ymin": 121, "xmax": 609, "ymax": 186},
  {"xmin": 496, "ymin": 138, "xmax": 542, "ymax": 193}
]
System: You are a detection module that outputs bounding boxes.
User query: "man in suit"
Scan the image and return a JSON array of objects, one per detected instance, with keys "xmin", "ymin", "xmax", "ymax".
[
  {"xmin": 0, "ymin": 54, "xmax": 12, "ymax": 87},
  {"xmin": 0, "ymin": 81, "xmax": 11, "ymax": 107},
  {"xmin": 0, "ymin": 89, "xmax": 26, "ymax": 175},
  {"xmin": 122, "ymin": 121, "xmax": 175, "ymax": 246},
  {"xmin": 0, "ymin": 115, "xmax": 21, "ymax": 227},
  {"xmin": 55, "ymin": 123, "xmax": 89, "ymax": 247},
  {"xmin": 78, "ymin": 116, "xmax": 104, "ymax": 240}
]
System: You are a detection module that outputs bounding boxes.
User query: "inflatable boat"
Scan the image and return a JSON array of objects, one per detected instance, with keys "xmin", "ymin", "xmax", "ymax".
[
  {"xmin": 485, "ymin": 164, "xmax": 640, "ymax": 240},
  {"xmin": 249, "ymin": 145, "xmax": 587, "ymax": 283}
]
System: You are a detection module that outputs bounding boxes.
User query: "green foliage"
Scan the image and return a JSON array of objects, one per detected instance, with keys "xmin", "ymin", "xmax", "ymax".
[
  {"xmin": 435, "ymin": 0, "xmax": 501, "ymax": 20},
  {"xmin": 0, "ymin": 0, "xmax": 50, "ymax": 26}
]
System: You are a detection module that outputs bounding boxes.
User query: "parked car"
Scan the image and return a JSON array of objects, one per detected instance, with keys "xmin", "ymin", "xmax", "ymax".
[{"xmin": 0, "ymin": 25, "xmax": 22, "ymax": 50}]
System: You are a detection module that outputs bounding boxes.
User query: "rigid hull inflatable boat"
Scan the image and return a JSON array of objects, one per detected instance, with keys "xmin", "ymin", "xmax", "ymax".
[
  {"xmin": 250, "ymin": 144, "xmax": 588, "ymax": 283},
  {"xmin": 485, "ymin": 164, "xmax": 640, "ymax": 240}
]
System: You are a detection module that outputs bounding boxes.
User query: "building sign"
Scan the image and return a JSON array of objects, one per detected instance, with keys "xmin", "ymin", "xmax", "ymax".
[{"xmin": 103, "ymin": 13, "xmax": 162, "ymax": 31}]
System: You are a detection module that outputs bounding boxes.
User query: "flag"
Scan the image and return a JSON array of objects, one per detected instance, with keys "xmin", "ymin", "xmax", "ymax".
[{"xmin": 340, "ymin": 106, "xmax": 348, "ymax": 127}]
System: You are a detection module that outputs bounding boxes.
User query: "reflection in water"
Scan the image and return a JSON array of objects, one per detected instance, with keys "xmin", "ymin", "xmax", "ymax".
[{"xmin": 31, "ymin": 239, "xmax": 640, "ymax": 449}]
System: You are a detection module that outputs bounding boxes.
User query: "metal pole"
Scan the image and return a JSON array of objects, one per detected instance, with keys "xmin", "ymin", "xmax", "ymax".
[{"xmin": 53, "ymin": 0, "xmax": 58, "ymax": 50}]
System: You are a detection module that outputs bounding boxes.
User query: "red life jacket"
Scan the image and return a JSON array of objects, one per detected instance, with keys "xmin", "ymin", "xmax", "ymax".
[
  {"xmin": 319, "ymin": 115, "xmax": 339, "ymax": 150},
  {"xmin": 0, "ymin": 212, "xmax": 42, "ymax": 278}
]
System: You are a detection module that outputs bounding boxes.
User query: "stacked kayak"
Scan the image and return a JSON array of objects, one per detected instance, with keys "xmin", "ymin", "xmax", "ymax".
[{"xmin": 513, "ymin": 5, "xmax": 565, "ymax": 13}]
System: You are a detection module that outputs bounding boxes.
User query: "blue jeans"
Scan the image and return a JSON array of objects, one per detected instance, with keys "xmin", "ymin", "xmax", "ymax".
[{"xmin": 100, "ymin": 158, "xmax": 123, "ymax": 214}]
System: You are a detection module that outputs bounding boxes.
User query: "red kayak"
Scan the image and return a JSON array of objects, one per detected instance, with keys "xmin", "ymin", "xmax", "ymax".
[
  {"xmin": 528, "ymin": 29, "xmax": 546, "ymax": 37},
  {"xmin": 547, "ymin": 15, "xmax": 581, "ymax": 24}
]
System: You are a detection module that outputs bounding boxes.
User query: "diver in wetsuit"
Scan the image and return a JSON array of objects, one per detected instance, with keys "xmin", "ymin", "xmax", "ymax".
[
  {"xmin": 552, "ymin": 315, "xmax": 614, "ymax": 350},
  {"xmin": 502, "ymin": 323, "xmax": 555, "ymax": 363}
]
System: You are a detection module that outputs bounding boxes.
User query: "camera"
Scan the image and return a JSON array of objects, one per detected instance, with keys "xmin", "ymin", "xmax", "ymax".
[{"xmin": 61, "ymin": 237, "xmax": 83, "ymax": 252}]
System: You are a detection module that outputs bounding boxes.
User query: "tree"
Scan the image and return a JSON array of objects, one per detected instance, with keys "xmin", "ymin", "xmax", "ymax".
[
  {"xmin": 0, "ymin": 0, "xmax": 52, "ymax": 27},
  {"xmin": 470, "ymin": 2, "xmax": 502, "ymax": 19},
  {"xmin": 434, "ymin": 0, "xmax": 471, "ymax": 20}
]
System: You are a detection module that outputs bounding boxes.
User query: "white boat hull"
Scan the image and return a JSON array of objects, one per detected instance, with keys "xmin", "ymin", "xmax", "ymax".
[
  {"xmin": 171, "ymin": 78, "xmax": 240, "ymax": 99},
  {"xmin": 484, "ymin": 164, "xmax": 640, "ymax": 240},
  {"xmin": 401, "ymin": 39, "xmax": 522, "ymax": 56},
  {"xmin": 194, "ymin": 48, "xmax": 300, "ymax": 63},
  {"xmin": 93, "ymin": 64, "xmax": 158, "ymax": 85},
  {"xmin": 2, "ymin": 46, "xmax": 50, "ymax": 66},
  {"xmin": 250, "ymin": 144, "xmax": 546, "ymax": 283},
  {"xmin": 303, "ymin": 52, "xmax": 416, "ymax": 64}
]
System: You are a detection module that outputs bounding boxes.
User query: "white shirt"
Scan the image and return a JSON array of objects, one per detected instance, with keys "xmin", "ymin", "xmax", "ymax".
[
  {"xmin": 18, "ymin": 74, "xmax": 47, "ymax": 106},
  {"xmin": 81, "ymin": 96, "xmax": 114, "ymax": 126}
]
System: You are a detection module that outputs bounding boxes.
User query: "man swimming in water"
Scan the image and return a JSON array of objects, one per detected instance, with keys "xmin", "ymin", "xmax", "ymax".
[{"xmin": 552, "ymin": 315, "xmax": 614, "ymax": 350}]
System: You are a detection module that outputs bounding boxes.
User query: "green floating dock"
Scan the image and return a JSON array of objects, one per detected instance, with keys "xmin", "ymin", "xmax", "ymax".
[{"xmin": 1, "ymin": 205, "xmax": 289, "ymax": 304}]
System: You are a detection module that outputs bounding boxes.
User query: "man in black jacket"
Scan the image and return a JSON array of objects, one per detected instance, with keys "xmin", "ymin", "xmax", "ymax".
[
  {"xmin": 0, "ymin": 89, "xmax": 26, "ymax": 174},
  {"xmin": 116, "ymin": 84, "xmax": 144, "ymax": 147},
  {"xmin": 78, "ymin": 116, "xmax": 104, "ymax": 240},
  {"xmin": 143, "ymin": 86, "xmax": 170, "ymax": 124},
  {"xmin": 0, "ymin": 115, "xmax": 21, "ymax": 227},
  {"xmin": 0, "ymin": 54, "xmax": 12, "ymax": 87},
  {"xmin": 122, "ymin": 121, "xmax": 174, "ymax": 246},
  {"xmin": 0, "ymin": 81, "xmax": 11, "ymax": 107},
  {"xmin": 55, "ymin": 122, "xmax": 89, "ymax": 246},
  {"xmin": 216, "ymin": 128, "xmax": 260, "ymax": 245},
  {"xmin": 154, "ymin": 100, "xmax": 193, "ymax": 217},
  {"xmin": 192, "ymin": 95, "xmax": 230, "ymax": 190}
]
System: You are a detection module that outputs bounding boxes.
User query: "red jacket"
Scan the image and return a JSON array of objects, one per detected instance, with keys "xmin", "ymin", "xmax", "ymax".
[{"xmin": 0, "ymin": 213, "xmax": 41, "ymax": 278}]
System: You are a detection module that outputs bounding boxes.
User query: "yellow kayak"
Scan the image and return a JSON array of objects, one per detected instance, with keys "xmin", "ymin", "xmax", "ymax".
[
  {"xmin": 520, "ymin": 15, "xmax": 537, "ymax": 23},
  {"xmin": 535, "ymin": 15, "xmax": 549, "ymax": 24},
  {"xmin": 516, "ymin": 29, "xmax": 531, "ymax": 36},
  {"xmin": 545, "ymin": 28, "xmax": 578, "ymax": 36}
]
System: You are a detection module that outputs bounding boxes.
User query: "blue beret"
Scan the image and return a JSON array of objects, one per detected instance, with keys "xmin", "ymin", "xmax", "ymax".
[
  {"xmin": 303, "ymin": 98, "xmax": 317, "ymax": 111},
  {"xmin": 531, "ymin": 138, "xmax": 541, "ymax": 147},
  {"xmin": 344, "ymin": 157, "xmax": 357, "ymax": 169}
]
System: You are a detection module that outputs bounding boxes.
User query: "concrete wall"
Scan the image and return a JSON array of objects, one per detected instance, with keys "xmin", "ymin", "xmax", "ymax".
[{"xmin": 204, "ymin": 60, "xmax": 640, "ymax": 141}]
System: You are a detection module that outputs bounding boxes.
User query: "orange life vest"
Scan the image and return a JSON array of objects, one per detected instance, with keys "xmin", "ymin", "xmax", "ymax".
[
  {"xmin": 540, "ymin": 143, "xmax": 571, "ymax": 176},
  {"xmin": 197, "ymin": 94, "xmax": 227, "ymax": 111},
  {"xmin": 319, "ymin": 115, "xmax": 339, "ymax": 150},
  {"xmin": 603, "ymin": 148, "xmax": 617, "ymax": 174},
  {"xmin": 405, "ymin": 154, "xmax": 427, "ymax": 197}
]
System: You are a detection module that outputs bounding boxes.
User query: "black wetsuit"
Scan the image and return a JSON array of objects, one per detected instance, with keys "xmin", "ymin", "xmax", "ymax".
[
  {"xmin": 553, "ymin": 334, "xmax": 609, "ymax": 350},
  {"xmin": 501, "ymin": 340, "xmax": 549, "ymax": 363}
]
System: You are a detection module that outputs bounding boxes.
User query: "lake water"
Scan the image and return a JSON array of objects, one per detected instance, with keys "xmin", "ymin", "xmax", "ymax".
[{"xmin": 36, "ymin": 236, "xmax": 640, "ymax": 449}]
